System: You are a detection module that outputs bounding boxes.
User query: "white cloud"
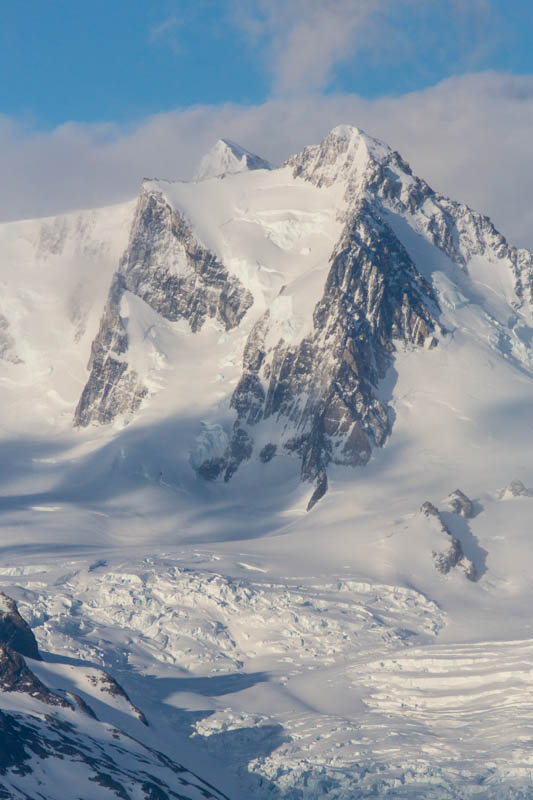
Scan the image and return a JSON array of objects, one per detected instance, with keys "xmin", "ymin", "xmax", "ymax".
[
  {"xmin": 2, "ymin": 72, "xmax": 533, "ymax": 251},
  {"xmin": 230, "ymin": 0, "xmax": 498, "ymax": 95},
  {"xmin": 148, "ymin": 15, "xmax": 183, "ymax": 52},
  {"xmin": 232, "ymin": 0, "xmax": 384, "ymax": 93}
]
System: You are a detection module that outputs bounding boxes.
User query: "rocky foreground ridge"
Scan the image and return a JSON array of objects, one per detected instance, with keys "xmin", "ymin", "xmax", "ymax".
[{"xmin": 0, "ymin": 592, "xmax": 230, "ymax": 800}]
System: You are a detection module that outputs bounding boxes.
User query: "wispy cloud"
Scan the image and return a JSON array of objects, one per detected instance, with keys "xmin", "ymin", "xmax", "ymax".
[
  {"xmin": 1, "ymin": 73, "xmax": 533, "ymax": 252},
  {"xmin": 231, "ymin": 0, "xmax": 501, "ymax": 94},
  {"xmin": 148, "ymin": 14, "xmax": 183, "ymax": 53},
  {"xmin": 232, "ymin": 0, "xmax": 394, "ymax": 93}
]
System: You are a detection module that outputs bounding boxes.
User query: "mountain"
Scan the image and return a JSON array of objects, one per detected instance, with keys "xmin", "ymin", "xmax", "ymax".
[
  {"xmin": 1, "ymin": 125, "xmax": 533, "ymax": 797},
  {"xmin": 194, "ymin": 139, "xmax": 273, "ymax": 181},
  {"xmin": 0, "ymin": 593, "xmax": 230, "ymax": 800},
  {"xmin": 74, "ymin": 124, "xmax": 533, "ymax": 506}
]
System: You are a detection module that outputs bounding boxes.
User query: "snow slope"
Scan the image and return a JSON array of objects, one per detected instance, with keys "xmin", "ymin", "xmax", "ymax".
[
  {"xmin": 194, "ymin": 139, "xmax": 273, "ymax": 181},
  {"xmin": 0, "ymin": 200, "xmax": 134, "ymax": 433},
  {"xmin": 0, "ymin": 126, "xmax": 533, "ymax": 797}
]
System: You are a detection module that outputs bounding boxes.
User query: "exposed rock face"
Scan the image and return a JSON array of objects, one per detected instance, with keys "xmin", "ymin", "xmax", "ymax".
[
  {"xmin": 74, "ymin": 272, "xmax": 147, "ymax": 427},
  {"xmin": 75, "ymin": 186, "xmax": 253, "ymax": 426},
  {"xmin": 218, "ymin": 197, "xmax": 439, "ymax": 491},
  {"xmin": 500, "ymin": 479, "xmax": 533, "ymax": 498},
  {"xmin": 286, "ymin": 124, "xmax": 397, "ymax": 193},
  {"xmin": 0, "ymin": 596, "xmax": 230, "ymax": 800},
  {"xmin": 0, "ymin": 644, "xmax": 70, "ymax": 707},
  {"xmin": 88, "ymin": 672, "xmax": 148, "ymax": 726},
  {"xmin": 0, "ymin": 612, "xmax": 229, "ymax": 800},
  {"xmin": 287, "ymin": 124, "xmax": 533, "ymax": 304},
  {"xmin": 120, "ymin": 189, "xmax": 252, "ymax": 331},
  {"xmin": 421, "ymin": 501, "xmax": 476, "ymax": 581},
  {"xmin": 0, "ymin": 592, "xmax": 41, "ymax": 661},
  {"xmin": 213, "ymin": 126, "xmax": 533, "ymax": 497},
  {"xmin": 0, "ymin": 707, "xmax": 230, "ymax": 799},
  {"xmin": 307, "ymin": 473, "xmax": 328, "ymax": 512},
  {"xmin": 0, "ymin": 709, "xmax": 34, "ymax": 773},
  {"xmin": 68, "ymin": 692, "xmax": 98, "ymax": 719},
  {"xmin": 259, "ymin": 443, "xmax": 277, "ymax": 463},
  {"xmin": 447, "ymin": 489, "xmax": 475, "ymax": 518}
]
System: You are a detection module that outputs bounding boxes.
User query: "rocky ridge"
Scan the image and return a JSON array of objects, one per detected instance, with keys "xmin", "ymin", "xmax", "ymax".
[
  {"xmin": 211, "ymin": 126, "xmax": 533, "ymax": 497},
  {"xmin": 0, "ymin": 705, "xmax": 230, "ymax": 800},
  {"xmin": 74, "ymin": 125, "xmax": 533, "ymax": 504},
  {"xmin": 87, "ymin": 671, "xmax": 148, "ymax": 726},
  {"xmin": 500, "ymin": 478, "xmax": 533, "ymax": 499},
  {"xmin": 75, "ymin": 185, "xmax": 253, "ymax": 426},
  {"xmin": 0, "ymin": 593, "xmax": 72, "ymax": 708},
  {"xmin": 286, "ymin": 125, "xmax": 533, "ymax": 305},
  {"xmin": 447, "ymin": 489, "xmax": 475, "ymax": 518},
  {"xmin": 0, "ymin": 645, "xmax": 70, "ymax": 707},
  {"xmin": 420, "ymin": 501, "xmax": 477, "ymax": 581},
  {"xmin": 224, "ymin": 196, "xmax": 439, "ymax": 490},
  {"xmin": 0, "ymin": 594, "xmax": 230, "ymax": 800},
  {"xmin": 0, "ymin": 592, "xmax": 41, "ymax": 661}
]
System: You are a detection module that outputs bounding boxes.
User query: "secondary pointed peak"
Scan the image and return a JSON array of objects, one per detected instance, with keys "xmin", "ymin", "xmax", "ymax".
[{"xmin": 194, "ymin": 138, "xmax": 273, "ymax": 181}]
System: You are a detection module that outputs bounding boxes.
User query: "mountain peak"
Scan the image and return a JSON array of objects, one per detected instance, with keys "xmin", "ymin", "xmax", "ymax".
[
  {"xmin": 328, "ymin": 124, "xmax": 391, "ymax": 157},
  {"xmin": 285, "ymin": 124, "xmax": 393, "ymax": 188},
  {"xmin": 328, "ymin": 123, "xmax": 364, "ymax": 141},
  {"xmin": 194, "ymin": 138, "xmax": 272, "ymax": 181}
]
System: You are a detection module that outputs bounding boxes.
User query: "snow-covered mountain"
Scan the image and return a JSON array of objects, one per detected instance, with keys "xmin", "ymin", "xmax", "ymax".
[
  {"xmin": 1, "ymin": 125, "xmax": 533, "ymax": 797},
  {"xmin": 194, "ymin": 139, "xmax": 273, "ymax": 181},
  {"xmin": 0, "ymin": 592, "xmax": 230, "ymax": 800},
  {"xmin": 74, "ymin": 124, "xmax": 533, "ymax": 507}
]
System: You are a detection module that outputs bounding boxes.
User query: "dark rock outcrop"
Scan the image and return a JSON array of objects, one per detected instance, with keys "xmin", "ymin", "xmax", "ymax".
[
  {"xmin": 447, "ymin": 489, "xmax": 475, "ymax": 518},
  {"xmin": 0, "ymin": 603, "xmax": 230, "ymax": 799},
  {"xmin": 68, "ymin": 692, "xmax": 98, "ymax": 719},
  {"xmin": 500, "ymin": 479, "xmax": 533, "ymax": 498},
  {"xmin": 75, "ymin": 185, "xmax": 253, "ymax": 427},
  {"xmin": 88, "ymin": 672, "xmax": 148, "ymax": 726},
  {"xmin": 0, "ymin": 707, "xmax": 230, "ymax": 799},
  {"xmin": 0, "ymin": 644, "xmax": 70, "ymax": 707},
  {"xmin": 286, "ymin": 125, "xmax": 533, "ymax": 305},
  {"xmin": 74, "ymin": 272, "xmax": 147, "ymax": 427},
  {"xmin": 307, "ymin": 473, "xmax": 328, "ymax": 511},
  {"xmin": 259, "ymin": 443, "xmax": 276, "ymax": 463},
  {"xmin": 221, "ymin": 198, "xmax": 439, "ymax": 493},
  {"xmin": 0, "ymin": 592, "xmax": 41, "ymax": 661},
  {"xmin": 421, "ymin": 501, "xmax": 476, "ymax": 581}
]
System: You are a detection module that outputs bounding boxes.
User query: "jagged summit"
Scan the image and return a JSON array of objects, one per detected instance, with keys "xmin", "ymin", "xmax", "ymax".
[
  {"xmin": 73, "ymin": 121, "xmax": 533, "ymax": 506},
  {"xmin": 194, "ymin": 138, "xmax": 272, "ymax": 181},
  {"xmin": 328, "ymin": 123, "xmax": 391, "ymax": 156},
  {"xmin": 286, "ymin": 123, "xmax": 394, "ymax": 189}
]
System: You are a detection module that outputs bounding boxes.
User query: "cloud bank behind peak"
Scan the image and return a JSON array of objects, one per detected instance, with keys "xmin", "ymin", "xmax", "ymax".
[{"xmin": 2, "ymin": 72, "xmax": 533, "ymax": 252}]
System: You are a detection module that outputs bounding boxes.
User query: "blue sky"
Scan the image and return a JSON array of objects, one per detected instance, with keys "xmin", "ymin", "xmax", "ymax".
[{"xmin": 1, "ymin": 0, "xmax": 531, "ymax": 127}]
